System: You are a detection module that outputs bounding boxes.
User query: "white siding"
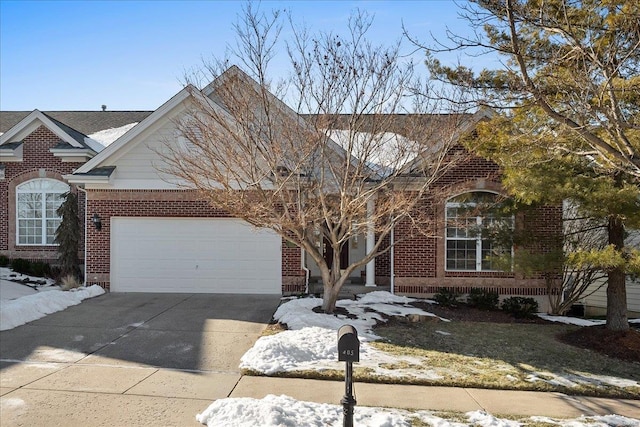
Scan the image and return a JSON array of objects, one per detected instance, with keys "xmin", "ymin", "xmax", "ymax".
[
  {"xmin": 104, "ymin": 118, "xmax": 186, "ymax": 189},
  {"xmin": 584, "ymin": 229, "xmax": 640, "ymax": 316}
]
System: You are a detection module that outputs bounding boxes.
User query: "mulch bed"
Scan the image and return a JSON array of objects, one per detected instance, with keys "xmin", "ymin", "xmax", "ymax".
[
  {"xmin": 409, "ymin": 301, "xmax": 549, "ymax": 324},
  {"xmin": 558, "ymin": 326, "xmax": 640, "ymax": 363}
]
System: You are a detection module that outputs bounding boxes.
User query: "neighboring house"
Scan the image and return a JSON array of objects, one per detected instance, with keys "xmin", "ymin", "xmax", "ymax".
[
  {"xmin": 0, "ymin": 110, "xmax": 151, "ymax": 265},
  {"xmin": 1, "ymin": 67, "xmax": 562, "ymax": 310},
  {"xmin": 583, "ymin": 230, "xmax": 640, "ymax": 317}
]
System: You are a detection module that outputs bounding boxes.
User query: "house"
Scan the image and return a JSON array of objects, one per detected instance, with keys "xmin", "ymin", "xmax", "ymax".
[
  {"xmin": 1, "ymin": 67, "xmax": 564, "ymax": 310},
  {"xmin": 0, "ymin": 110, "xmax": 152, "ymax": 266}
]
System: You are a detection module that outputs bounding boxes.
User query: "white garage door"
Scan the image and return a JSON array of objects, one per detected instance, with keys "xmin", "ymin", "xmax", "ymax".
[{"xmin": 110, "ymin": 217, "xmax": 281, "ymax": 293}]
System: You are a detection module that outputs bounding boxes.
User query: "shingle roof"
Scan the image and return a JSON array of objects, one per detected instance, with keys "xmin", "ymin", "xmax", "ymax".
[
  {"xmin": 0, "ymin": 111, "xmax": 153, "ymax": 135},
  {"xmin": 300, "ymin": 114, "xmax": 472, "ymax": 140}
]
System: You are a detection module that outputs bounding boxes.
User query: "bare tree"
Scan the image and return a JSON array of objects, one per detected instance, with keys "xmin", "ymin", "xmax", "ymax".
[
  {"xmin": 550, "ymin": 203, "xmax": 609, "ymax": 315},
  {"xmin": 160, "ymin": 5, "xmax": 468, "ymax": 312}
]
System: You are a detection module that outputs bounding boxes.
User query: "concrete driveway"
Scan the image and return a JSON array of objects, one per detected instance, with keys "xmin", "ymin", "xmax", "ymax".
[{"xmin": 0, "ymin": 292, "xmax": 281, "ymax": 426}]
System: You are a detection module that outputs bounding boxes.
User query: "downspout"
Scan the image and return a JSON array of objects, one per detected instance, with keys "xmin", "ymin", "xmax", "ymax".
[
  {"xmin": 390, "ymin": 224, "xmax": 395, "ymax": 295},
  {"xmin": 301, "ymin": 248, "xmax": 310, "ymax": 294},
  {"xmin": 76, "ymin": 185, "xmax": 88, "ymax": 286}
]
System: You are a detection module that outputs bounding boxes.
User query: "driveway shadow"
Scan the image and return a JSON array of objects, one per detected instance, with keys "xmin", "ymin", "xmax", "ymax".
[{"xmin": 0, "ymin": 292, "xmax": 281, "ymax": 372}]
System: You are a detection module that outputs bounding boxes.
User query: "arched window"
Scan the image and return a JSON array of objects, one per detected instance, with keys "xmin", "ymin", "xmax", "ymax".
[
  {"xmin": 445, "ymin": 191, "xmax": 513, "ymax": 271},
  {"xmin": 16, "ymin": 179, "xmax": 70, "ymax": 245}
]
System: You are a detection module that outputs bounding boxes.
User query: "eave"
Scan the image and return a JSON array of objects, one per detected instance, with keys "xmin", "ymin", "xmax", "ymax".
[
  {"xmin": 65, "ymin": 166, "xmax": 116, "ymax": 185},
  {"xmin": 49, "ymin": 147, "xmax": 97, "ymax": 162},
  {"xmin": 0, "ymin": 142, "xmax": 23, "ymax": 162}
]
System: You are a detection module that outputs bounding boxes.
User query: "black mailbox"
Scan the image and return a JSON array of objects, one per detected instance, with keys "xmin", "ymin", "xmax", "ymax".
[{"xmin": 337, "ymin": 325, "xmax": 360, "ymax": 362}]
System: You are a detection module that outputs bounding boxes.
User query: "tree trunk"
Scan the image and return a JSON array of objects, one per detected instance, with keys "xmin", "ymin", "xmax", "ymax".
[
  {"xmin": 320, "ymin": 255, "xmax": 348, "ymax": 313},
  {"xmin": 606, "ymin": 215, "xmax": 629, "ymax": 332},
  {"xmin": 322, "ymin": 282, "xmax": 340, "ymax": 313}
]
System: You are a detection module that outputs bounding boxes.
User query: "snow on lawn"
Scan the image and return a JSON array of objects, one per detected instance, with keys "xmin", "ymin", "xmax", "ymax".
[
  {"xmin": 1, "ymin": 266, "xmax": 57, "ymax": 289},
  {"xmin": 537, "ymin": 314, "xmax": 607, "ymax": 326},
  {"xmin": 196, "ymin": 394, "xmax": 640, "ymax": 427},
  {"xmin": 0, "ymin": 267, "xmax": 105, "ymax": 331},
  {"xmin": 240, "ymin": 292, "xmax": 640, "ymax": 389},
  {"xmin": 241, "ymin": 292, "xmax": 447, "ymax": 379}
]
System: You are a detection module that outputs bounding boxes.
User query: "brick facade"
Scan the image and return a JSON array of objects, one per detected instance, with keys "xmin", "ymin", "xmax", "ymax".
[
  {"xmin": 84, "ymin": 189, "xmax": 305, "ymax": 292},
  {"xmin": 0, "ymin": 125, "xmax": 85, "ymax": 264},
  {"xmin": 2, "ymin": 122, "xmax": 562, "ymax": 300},
  {"xmin": 390, "ymin": 145, "xmax": 562, "ymax": 299}
]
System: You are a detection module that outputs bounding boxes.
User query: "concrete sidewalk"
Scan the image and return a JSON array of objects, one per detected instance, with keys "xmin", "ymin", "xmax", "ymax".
[
  {"xmin": 232, "ymin": 376, "xmax": 640, "ymax": 419},
  {"xmin": 2, "ymin": 363, "xmax": 638, "ymax": 425}
]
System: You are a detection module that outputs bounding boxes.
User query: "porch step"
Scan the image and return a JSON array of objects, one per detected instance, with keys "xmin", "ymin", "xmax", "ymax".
[{"xmin": 307, "ymin": 283, "xmax": 391, "ymax": 300}]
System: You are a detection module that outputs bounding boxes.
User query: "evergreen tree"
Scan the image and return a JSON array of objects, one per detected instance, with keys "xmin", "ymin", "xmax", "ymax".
[
  {"xmin": 54, "ymin": 191, "xmax": 81, "ymax": 280},
  {"xmin": 416, "ymin": 0, "xmax": 640, "ymax": 331},
  {"xmin": 471, "ymin": 111, "xmax": 640, "ymax": 329}
]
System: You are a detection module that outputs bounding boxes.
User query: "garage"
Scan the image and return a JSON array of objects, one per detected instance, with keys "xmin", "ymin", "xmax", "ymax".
[{"xmin": 110, "ymin": 217, "xmax": 282, "ymax": 293}]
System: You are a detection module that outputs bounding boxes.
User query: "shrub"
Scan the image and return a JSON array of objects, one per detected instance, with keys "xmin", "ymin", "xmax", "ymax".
[
  {"xmin": 30, "ymin": 261, "xmax": 52, "ymax": 278},
  {"xmin": 502, "ymin": 297, "xmax": 539, "ymax": 318},
  {"xmin": 60, "ymin": 274, "xmax": 82, "ymax": 291},
  {"xmin": 434, "ymin": 288, "xmax": 462, "ymax": 307},
  {"xmin": 10, "ymin": 258, "xmax": 52, "ymax": 278},
  {"xmin": 11, "ymin": 258, "xmax": 32, "ymax": 275},
  {"xmin": 467, "ymin": 288, "xmax": 499, "ymax": 311},
  {"xmin": 0, "ymin": 255, "xmax": 9, "ymax": 267}
]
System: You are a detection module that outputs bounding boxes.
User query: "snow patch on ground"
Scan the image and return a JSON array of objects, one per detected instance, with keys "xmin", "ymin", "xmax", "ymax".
[
  {"xmin": 0, "ymin": 284, "xmax": 105, "ymax": 331},
  {"xmin": 273, "ymin": 291, "xmax": 443, "ymax": 340},
  {"xmin": 241, "ymin": 292, "xmax": 447, "ymax": 378},
  {"xmin": 196, "ymin": 394, "xmax": 640, "ymax": 427},
  {"xmin": 538, "ymin": 313, "xmax": 607, "ymax": 326},
  {"xmin": 1, "ymin": 267, "xmax": 57, "ymax": 290},
  {"xmin": 241, "ymin": 292, "xmax": 639, "ymax": 393}
]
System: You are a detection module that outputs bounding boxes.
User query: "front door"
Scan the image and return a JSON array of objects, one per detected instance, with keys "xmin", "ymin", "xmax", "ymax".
[{"xmin": 323, "ymin": 238, "xmax": 349, "ymax": 270}]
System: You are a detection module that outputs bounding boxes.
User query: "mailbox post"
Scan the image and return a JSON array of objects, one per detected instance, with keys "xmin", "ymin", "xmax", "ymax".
[{"xmin": 337, "ymin": 325, "xmax": 359, "ymax": 427}]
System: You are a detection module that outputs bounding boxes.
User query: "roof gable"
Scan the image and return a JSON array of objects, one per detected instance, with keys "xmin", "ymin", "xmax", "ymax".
[
  {"xmin": 0, "ymin": 109, "xmax": 106, "ymax": 162},
  {"xmin": 72, "ymin": 87, "xmax": 194, "ymax": 175},
  {"xmin": 400, "ymin": 108, "xmax": 495, "ymax": 174},
  {"xmin": 1, "ymin": 110, "xmax": 86, "ymax": 148}
]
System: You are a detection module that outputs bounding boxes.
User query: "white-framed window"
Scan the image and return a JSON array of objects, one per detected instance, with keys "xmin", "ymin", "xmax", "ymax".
[
  {"xmin": 445, "ymin": 191, "xmax": 513, "ymax": 271},
  {"xmin": 16, "ymin": 179, "xmax": 69, "ymax": 245}
]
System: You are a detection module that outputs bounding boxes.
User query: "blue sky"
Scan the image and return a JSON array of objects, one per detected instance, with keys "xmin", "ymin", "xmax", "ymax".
[{"xmin": 0, "ymin": 1, "xmax": 485, "ymax": 111}]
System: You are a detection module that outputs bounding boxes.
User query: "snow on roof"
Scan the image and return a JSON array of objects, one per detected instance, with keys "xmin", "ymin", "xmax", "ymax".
[
  {"xmin": 326, "ymin": 129, "xmax": 422, "ymax": 175},
  {"xmin": 88, "ymin": 122, "xmax": 138, "ymax": 147}
]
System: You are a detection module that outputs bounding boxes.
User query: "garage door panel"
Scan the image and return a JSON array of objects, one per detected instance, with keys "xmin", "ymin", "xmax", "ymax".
[{"xmin": 110, "ymin": 218, "xmax": 282, "ymax": 293}]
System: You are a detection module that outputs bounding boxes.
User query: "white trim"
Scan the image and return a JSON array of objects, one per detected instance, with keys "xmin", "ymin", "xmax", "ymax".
[
  {"xmin": 15, "ymin": 178, "xmax": 69, "ymax": 246},
  {"xmin": 64, "ymin": 174, "xmax": 112, "ymax": 185},
  {"xmin": 49, "ymin": 148, "xmax": 96, "ymax": 162},
  {"xmin": 444, "ymin": 190, "xmax": 512, "ymax": 272},
  {"xmin": 365, "ymin": 196, "xmax": 376, "ymax": 286},
  {"xmin": 73, "ymin": 88, "xmax": 194, "ymax": 175},
  {"xmin": 390, "ymin": 224, "xmax": 395, "ymax": 294},
  {"xmin": 0, "ymin": 143, "xmax": 23, "ymax": 161},
  {"xmin": 76, "ymin": 186, "xmax": 88, "ymax": 286}
]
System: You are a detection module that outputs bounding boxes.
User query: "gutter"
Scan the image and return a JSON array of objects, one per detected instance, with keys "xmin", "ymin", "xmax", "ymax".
[
  {"xmin": 76, "ymin": 185, "xmax": 88, "ymax": 286},
  {"xmin": 301, "ymin": 248, "xmax": 310, "ymax": 294},
  {"xmin": 390, "ymin": 224, "xmax": 395, "ymax": 294}
]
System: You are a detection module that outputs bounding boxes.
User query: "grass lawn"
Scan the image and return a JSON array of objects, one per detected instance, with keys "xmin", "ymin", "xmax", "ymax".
[
  {"xmin": 370, "ymin": 318, "xmax": 639, "ymax": 399},
  {"xmin": 258, "ymin": 315, "xmax": 639, "ymax": 400}
]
